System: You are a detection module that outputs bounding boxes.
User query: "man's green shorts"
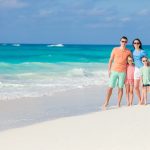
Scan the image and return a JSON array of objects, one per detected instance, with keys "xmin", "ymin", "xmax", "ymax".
[{"xmin": 109, "ymin": 71, "xmax": 126, "ymax": 88}]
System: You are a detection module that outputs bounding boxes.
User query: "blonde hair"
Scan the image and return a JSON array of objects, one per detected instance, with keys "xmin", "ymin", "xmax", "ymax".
[
  {"xmin": 142, "ymin": 56, "xmax": 150, "ymax": 66},
  {"xmin": 127, "ymin": 55, "xmax": 134, "ymax": 64}
]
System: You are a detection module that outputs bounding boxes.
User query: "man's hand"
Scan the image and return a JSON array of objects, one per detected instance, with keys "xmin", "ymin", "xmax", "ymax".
[{"xmin": 108, "ymin": 69, "xmax": 111, "ymax": 77}]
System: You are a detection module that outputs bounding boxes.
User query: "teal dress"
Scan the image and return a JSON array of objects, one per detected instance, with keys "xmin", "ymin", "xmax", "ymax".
[{"xmin": 140, "ymin": 66, "xmax": 150, "ymax": 86}]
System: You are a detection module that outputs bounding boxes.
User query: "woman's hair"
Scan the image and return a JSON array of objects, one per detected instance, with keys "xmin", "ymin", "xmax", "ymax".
[{"xmin": 132, "ymin": 38, "xmax": 143, "ymax": 49}]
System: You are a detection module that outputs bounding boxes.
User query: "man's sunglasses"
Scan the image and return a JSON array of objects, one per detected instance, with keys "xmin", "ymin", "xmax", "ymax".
[{"xmin": 121, "ymin": 40, "xmax": 127, "ymax": 43}]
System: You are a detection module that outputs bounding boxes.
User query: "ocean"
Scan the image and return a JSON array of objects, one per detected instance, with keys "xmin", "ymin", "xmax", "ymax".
[{"xmin": 0, "ymin": 43, "xmax": 150, "ymax": 100}]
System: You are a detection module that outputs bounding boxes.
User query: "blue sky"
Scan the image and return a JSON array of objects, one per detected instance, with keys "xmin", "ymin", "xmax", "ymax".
[{"xmin": 0, "ymin": 0, "xmax": 150, "ymax": 44}]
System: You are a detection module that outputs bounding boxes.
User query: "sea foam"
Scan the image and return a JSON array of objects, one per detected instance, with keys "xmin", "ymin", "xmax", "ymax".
[{"xmin": 0, "ymin": 62, "xmax": 108, "ymax": 100}]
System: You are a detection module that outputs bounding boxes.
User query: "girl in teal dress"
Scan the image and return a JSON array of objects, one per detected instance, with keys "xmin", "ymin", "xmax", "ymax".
[{"xmin": 140, "ymin": 56, "xmax": 150, "ymax": 105}]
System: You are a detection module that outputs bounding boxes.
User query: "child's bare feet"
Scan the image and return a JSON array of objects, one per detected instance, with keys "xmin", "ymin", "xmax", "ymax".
[
  {"xmin": 140, "ymin": 100, "xmax": 143, "ymax": 105},
  {"xmin": 138, "ymin": 101, "xmax": 143, "ymax": 105}
]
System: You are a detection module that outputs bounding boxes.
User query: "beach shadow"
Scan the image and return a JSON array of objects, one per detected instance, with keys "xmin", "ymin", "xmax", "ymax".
[{"xmin": 98, "ymin": 102, "xmax": 150, "ymax": 112}]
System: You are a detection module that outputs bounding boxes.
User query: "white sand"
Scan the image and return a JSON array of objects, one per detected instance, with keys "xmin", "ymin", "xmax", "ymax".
[
  {"xmin": 0, "ymin": 85, "xmax": 107, "ymax": 131},
  {"xmin": 0, "ymin": 105, "xmax": 150, "ymax": 150}
]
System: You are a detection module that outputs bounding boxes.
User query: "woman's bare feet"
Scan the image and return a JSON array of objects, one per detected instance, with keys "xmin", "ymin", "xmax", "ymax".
[{"xmin": 127, "ymin": 102, "xmax": 130, "ymax": 106}]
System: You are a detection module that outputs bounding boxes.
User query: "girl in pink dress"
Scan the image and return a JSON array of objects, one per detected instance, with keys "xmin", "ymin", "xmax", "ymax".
[{"xmin": 125, "ymin": 56, "xmax": 135, "ymax": 106}]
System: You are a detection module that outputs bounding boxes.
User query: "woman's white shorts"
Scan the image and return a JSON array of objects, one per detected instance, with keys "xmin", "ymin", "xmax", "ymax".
[{"xmin": 134, "ymin": 67, "xmax": 141, "ymax": 80}]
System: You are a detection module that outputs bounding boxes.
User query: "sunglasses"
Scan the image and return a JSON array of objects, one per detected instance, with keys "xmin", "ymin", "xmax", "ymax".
[
  {"xmin": 121, "ymin": 40, "xmax": 127, "ymax": 43},
  {"xmin": 134, "ymin": 42, "xmax": 140, "ymax": 45},
  {"xmin": 142, "ymin": 59, "xmax": 148, "ymax": 62}
]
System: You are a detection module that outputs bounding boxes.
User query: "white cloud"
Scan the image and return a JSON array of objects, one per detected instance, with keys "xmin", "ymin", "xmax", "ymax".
[
  {"xmin": 0, "ymin": 0, "xmax": 28, "ymax": 9},
  {"xmin": 105, "ymin": 16, "xmax": 117, "ymax": 22},
  {"xmin": 86, "ymin": 21, "xmax": 116, "ymax": 28},
  {"xmin": 38, "ymin": 9, "xmax": 55, "ymax": 17},
  {"xmin": 87, "ymin": 8, "xmax": 107, "ymax": 16},
  {"xmin": 138, "ymin": 9, "xmax": 149, "ymax": 16},
  {"xmin": 120, "ymin": 17, "xmax": 131, "ymax": 22},
  {"xmin": 76, "ymin": 6, "xmax": 117, "ymax": 17}
]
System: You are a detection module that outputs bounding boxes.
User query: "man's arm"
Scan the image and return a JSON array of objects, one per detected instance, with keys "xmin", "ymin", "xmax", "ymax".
[
  {"xmin": 108, "ymin": 49, "xmax": 115, "ymax": 77},
  {"xmin": 129, "ymin": 51, "xmax": 132, "ymax": 57}
]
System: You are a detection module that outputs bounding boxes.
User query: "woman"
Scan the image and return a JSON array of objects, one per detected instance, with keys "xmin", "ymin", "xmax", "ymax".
[{"xmin": 132, "ymin": 38, "xmax": 147, "ymax": 104}]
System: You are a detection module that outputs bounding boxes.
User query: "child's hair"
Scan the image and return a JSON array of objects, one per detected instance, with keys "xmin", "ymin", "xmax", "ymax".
[
  {"xmin": 141, "ymin": 56, "xmax": 150, "ymax": 66},
  {"xmin": 141, "ymin": 56, "xmax": 148, "ymax": 60},
  {"xmin": 127, "ymin": 55, "xmax": 134, "ymax": 64}
]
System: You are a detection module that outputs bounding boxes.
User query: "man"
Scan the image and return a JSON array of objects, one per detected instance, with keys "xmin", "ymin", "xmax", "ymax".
[{"xmin": 102, "ymin": 36, "xmax": 131, "ymax": 109}]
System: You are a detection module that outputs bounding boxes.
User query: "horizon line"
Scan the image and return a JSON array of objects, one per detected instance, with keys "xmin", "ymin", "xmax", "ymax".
[{"xmin": 1, "ymin": 43, "xmax": 118, "ymax": 45}]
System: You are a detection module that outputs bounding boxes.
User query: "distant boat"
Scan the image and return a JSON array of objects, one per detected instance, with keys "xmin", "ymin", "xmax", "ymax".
[
  {"xmin": 12, "ymin": 44, "xmax": 21, "ymax": 47},
  {"xmin": 47, "ymin": 44, "xmax": 64, "ymax": 47}
]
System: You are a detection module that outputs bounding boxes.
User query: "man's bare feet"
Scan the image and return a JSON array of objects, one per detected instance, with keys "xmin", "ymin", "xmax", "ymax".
[
  {"xmin": 102, "ymin": 104, "xmax": 107, "ymax": 111},
  {"xmin": 118, "ymin": 103, "xmax": 121, "ymax": 108}
]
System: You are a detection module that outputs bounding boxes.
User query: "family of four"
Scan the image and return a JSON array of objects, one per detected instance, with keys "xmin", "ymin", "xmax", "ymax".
[{"xmin": 102, "ymin": 36, "xmax": 150, "ymax": 110}]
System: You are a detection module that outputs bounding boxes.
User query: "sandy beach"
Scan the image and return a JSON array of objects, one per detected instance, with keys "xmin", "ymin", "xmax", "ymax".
[
  {"xmin": 0, "ymin": 104, "xmax": 150, "ymax": 150},
  {"xmin": 1, "ymin": 0, "xmax": 150, "ymax": 149},
  {"xmin": 0, "ymin": 85, "xmax": 108, "ymax": 131},
  {"xmin": 0, "ymin": 85, "xmax": 149, "ymax": 150}
]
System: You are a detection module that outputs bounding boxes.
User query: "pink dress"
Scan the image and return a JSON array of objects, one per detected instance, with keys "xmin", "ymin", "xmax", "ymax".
[{"xmin": 125, "ymin": 65, "xmax": 135, "ymax": 85}]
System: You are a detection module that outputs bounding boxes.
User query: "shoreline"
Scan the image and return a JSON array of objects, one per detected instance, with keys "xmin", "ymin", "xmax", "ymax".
[
  {"xmin": 0, "ymin": 84, "xmax": 149, "ymax": 150},
  {"xmin": 0, "ymin": 85, "xmax": 106, "ymax": 131},
  {"xmin": 0, "ymin": 84, "xmax": 148, "ymax": 132},
  {"xmin": 0, "ymin": 105, "xmax": 150, "ymax": 150}
]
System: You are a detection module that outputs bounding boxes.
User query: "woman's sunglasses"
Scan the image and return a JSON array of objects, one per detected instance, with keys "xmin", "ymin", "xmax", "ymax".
[{"xmin": 134, "ymin": 42, "xmax": 140, "ymax": 45}]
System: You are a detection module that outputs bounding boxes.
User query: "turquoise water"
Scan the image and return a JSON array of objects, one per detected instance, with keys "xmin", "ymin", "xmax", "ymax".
[
  {"xmin": 0, "ymin": 44, "xmax": 149, "ymax": 64},
  {"xmin": 0, "ymin": 43, "xmax": 149, "ymax": 100},
  {"xmin": 0, "ymin": 44, "xmax": 114, "ymax": 63}
]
